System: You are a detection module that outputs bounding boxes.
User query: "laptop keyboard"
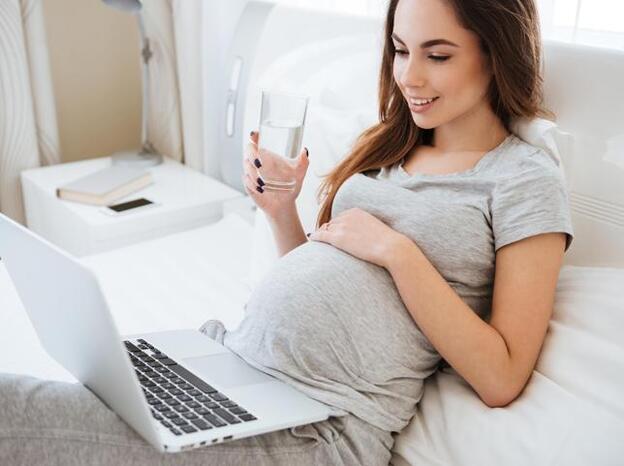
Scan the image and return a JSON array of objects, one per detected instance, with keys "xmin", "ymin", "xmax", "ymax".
[{"xmin": 124, "ymin": 338, "xmax": 258, "ymax": 437}]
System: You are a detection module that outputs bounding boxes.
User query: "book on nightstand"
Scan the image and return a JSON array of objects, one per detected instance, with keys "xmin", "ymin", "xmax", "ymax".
[{"xmin": 56, "ymin": 166, "xmax": 153, "ymax": 206}]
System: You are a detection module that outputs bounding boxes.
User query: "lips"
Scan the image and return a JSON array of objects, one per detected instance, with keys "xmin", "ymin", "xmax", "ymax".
[{"xmin": 408, "ymin": 96, "xmax": 439, "ymax": 113}]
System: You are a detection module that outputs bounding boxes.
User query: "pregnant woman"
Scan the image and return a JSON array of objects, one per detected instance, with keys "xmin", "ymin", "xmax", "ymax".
[{"xmin": 0, "ymin": 0, "xmax": 574, "ymax": 465}]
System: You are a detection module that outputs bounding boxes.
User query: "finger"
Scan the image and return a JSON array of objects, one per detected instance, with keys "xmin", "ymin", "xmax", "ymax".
[
  {"xmin": 242, "ymin": 172, "xmax": 264, "ymax": 195},
  {"xmin": 245, "ymin": 143, "xmax": 260, "ymax": 166},
  {"xmin": 250, "ymin": 130, "xmax": 259, "ymax": 145},
  {"xmin": 297, "ymin": 147, "xmax": 309, "ymax": 172},
  {"xmin": 308, "ymin": 228, "xmax": 327, "ymax": 243}
]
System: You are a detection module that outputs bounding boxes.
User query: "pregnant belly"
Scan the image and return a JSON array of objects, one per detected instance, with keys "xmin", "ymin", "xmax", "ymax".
[{"xmin": 225, "ymin": 241, "xmax": 437, "ymax": 384}]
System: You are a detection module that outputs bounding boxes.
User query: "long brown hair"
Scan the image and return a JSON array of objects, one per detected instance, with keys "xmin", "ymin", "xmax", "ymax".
[{"xmin": 315, "ymin": 0, "xmax": 552, "ymax": 227}]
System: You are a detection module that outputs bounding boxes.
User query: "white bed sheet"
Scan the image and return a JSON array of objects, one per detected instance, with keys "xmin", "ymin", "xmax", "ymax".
[
  {"xmin": 391, "ymin": 265, "xmax": 624, "ymax": 466},
  {"xmin": 0, "ymin": 213, "xmax": 254, "ymax": 383}
]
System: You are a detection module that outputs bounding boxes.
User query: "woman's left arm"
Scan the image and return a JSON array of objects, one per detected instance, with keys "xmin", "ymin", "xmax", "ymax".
[
  {"xmin": 309, "ymin": 207, "xmax": 567, "ymax": 408},
  {"xmin": 385, "ymin": 230, "xmax": 566, "ymax": 408}
]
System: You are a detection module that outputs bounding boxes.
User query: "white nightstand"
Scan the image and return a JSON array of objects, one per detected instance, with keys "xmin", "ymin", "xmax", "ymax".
[{"xmin": 21, "ymin": 156, "xmax": 254, "ymax": 256}]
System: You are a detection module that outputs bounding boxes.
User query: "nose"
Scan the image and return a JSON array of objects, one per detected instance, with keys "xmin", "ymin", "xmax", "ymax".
[{"xmin": 399, "ymin": 56, "xmax": 427, "ymax": 89}]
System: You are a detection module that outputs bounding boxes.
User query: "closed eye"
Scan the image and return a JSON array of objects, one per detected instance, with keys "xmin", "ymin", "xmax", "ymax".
[{"xmin": 394, "ymin": 50, "xmax": 450, "ymax": 62}]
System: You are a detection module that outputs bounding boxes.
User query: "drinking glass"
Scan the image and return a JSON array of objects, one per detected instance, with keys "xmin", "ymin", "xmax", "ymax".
[{"xmin": 257, "ymin": 90, "xmax": 309, "ymax": 188}]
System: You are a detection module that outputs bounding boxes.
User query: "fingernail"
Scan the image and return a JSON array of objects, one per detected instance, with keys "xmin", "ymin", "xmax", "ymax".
[
  {"xmin": 256, "ymin": 186, "xmax": 264, "ymax": 194},
  {"xmin": 254, "ymin": 158, "xmax": 262, "ymax": 168},
  {"xmin": 257, "ymin": 177, "xmax": 265, "ymax": 186},
  {"xmin": 305, "ymin": 147, "xmax": 309, "ymax": 158},
  {"xmin": 306, "ymin": 233, "xmax": 311, "ymax": 238}
]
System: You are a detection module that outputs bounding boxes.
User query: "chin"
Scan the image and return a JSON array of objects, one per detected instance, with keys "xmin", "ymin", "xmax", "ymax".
[{"xmin": 411, "ymin": 116, "xmax": 437, "ymax": 130}]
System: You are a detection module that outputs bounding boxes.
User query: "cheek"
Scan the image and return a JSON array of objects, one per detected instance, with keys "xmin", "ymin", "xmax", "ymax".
[{"xmin": 440, "ymin": 60, "xmax": 489, "ymax": 101}]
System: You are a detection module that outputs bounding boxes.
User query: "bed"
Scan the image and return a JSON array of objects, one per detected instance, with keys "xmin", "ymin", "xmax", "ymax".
[{"xmin": 2, "ymin": 2, "xmax": 624, "ymax": 464}]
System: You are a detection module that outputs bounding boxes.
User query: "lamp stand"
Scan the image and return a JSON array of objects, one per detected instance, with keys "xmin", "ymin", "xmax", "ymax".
[{"xmin": 112, "ymin": 13, "xmax": 163, "ymax": 168}]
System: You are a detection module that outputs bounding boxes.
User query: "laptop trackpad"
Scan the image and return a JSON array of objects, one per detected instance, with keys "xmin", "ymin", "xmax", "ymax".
[{"xmin": 183, "ymin": 353, "xmax": 274, "ymax": 389}]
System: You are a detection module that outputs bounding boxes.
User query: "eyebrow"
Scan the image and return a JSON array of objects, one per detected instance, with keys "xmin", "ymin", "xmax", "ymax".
[{"xmin": 391, "ymin": 33, "xmax": 459, "ymax": 48}]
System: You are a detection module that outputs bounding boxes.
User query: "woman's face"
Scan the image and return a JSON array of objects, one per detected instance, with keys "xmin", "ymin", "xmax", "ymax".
[{"xmin": 392, "ymin": 0, "xmax": 493, "ymax": 131}]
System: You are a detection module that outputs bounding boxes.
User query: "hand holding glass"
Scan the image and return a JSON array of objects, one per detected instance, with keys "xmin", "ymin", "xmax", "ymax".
[{"xmin": 256, "ymin": 91, "xmax": 309, "ymax": 190}]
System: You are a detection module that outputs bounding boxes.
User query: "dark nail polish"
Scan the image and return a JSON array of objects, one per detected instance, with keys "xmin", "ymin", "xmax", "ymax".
[
  {"xmin": 306, "ymin": 233, "xmax": 311, "ymax": 238},
  {"xmin": 254, "ymin": 158, "xmax": 262, "ymax": 168},
  {"xmin": 305, "ymin": 147, "xmax": 309, "ymax": 158},
  {"xmin": 257, "ymin": 177, "xmax": 265, "ymax": 187},
  {"xmin": 256, "ymin": 186, "xmax": 264, "ymax": 194},
  {"xmin": 250, "ymin": 131, "xmax": 254, "ymax": 137}
]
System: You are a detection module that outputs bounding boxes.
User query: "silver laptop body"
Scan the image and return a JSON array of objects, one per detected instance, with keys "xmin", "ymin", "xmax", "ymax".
[{"xmin": 0, "ymin": 213, "xmax": 341, "ymax": 453}]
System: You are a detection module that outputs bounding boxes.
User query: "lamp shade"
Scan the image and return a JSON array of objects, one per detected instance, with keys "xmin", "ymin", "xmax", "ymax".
[{"xmin": 101, "ymin": 0, "xmax": 142, "ymax": 13}]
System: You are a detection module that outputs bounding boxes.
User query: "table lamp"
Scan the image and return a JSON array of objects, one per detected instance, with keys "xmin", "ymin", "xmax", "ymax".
[{"xmin": 101, "ymin": 0, "xmax": 163, "ymax": 167}]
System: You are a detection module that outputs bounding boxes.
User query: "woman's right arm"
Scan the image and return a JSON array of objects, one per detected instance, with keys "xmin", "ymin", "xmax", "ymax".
[
  {"xmin": 266, "ymin": 203, "xmax": 308, "ymax": 257},
  {"xmin": 241, "ymin": 131, "xmax": 311, "ymax": 257}
]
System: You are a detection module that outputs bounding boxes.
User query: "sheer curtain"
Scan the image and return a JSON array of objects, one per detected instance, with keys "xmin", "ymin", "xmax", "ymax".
[
  {"xmin": 0, "ymin": 0, "xmax": 61, "ymax": 224},
  {"xmin": 272, "ymin": 0, "xmax": 624, "ymax": 50}
]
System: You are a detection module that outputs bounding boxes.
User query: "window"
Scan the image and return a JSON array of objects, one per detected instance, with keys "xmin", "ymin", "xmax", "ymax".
[{"xmin": 272, "ymin": 0, "xmax": 624, "ymax": 50}]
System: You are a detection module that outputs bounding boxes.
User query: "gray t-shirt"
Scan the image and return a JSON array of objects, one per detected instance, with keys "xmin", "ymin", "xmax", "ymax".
[{"xmin": 207, "ymin": 134, "xmax": 574, "ymax": 433}]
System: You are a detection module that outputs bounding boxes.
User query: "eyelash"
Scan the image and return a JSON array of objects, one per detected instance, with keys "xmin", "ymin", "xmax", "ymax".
[{"xmin": 394, "ymin": 50, "xmax": 450, "ymax": 62}]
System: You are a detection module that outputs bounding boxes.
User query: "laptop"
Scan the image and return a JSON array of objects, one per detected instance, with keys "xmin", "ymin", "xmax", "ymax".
[{"xmin": 0, "ymin": 213, "xmax": 343, "ymax": 453}]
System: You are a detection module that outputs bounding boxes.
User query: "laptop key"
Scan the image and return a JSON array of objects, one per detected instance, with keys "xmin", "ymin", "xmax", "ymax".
[
  {"xmin": 155, "ymin": 404, "xmax": 171, "ymax": 413},
  {"xmin": 204, "ymin": 402, "xmax": 219, "ymax": 409},
  {"xmin": 124, "ymin": 341, "xmax": 141, "ymax": 352},
  {"xmin": 203, "ymin": 413, "xmax": 226, "ymax": 428},
  {"xmin": 191, "ymin": 419, "xmax": 212, "ymax": 431},
  {"xmin": 239, "ymin": 414, "xmax": 257, "ymax": 422},
  {"xmin": 179, "ymin": 383, "xmax": 194, "ymax": 391},
  {"xmin": 180, "ymin": 425, "xmax": 197, "ymax": 434},
  {"xmin": 164, "ymin": 411, "xmax": 179, "ymax": 419},
  {"xmin": 186, "ymin": 401, "xmax": 201, "ymax": 409},
  {"xmin": 169, "ymin": 365, "xmax": 217, "ymax": 394},
  {"xmin": 162, "ymin": 383, "xmax": 175, "ymax": 390},
  {"xmin": 172, "ymin": 418, "xmax": 188, "ymax": 426},
  {"xmin": 195, "ymin": 395, "xmax": 211, "ymax": 402},
  {"xmin": 221, "ymin": 401, "xmax": 237, "ymax": 408},
  {"xmin": 169, "ymin": 428, "xmax": 182, "ymax": 436},
  {"xmin": 147, "ymin": 398, "xmax": 162, "ymax": 406},
  {"xmin": 165, "ymin": 399, "xmax": 180, "ymax": 407},
  {"xmin": 174, "ymin": 405, "xmax": 189, "ymax": 413},
  {"xmin": 230, "ymin": 407, "xmax": 247, "ymax": 415},
  {"xmin": 209, "ymin": 393, "xmax": 228, "ymax": 402},
  {"xmin": 182, "ymin": 412, "xmax": 198, "ymax": 420},
  {"xmin": 214, "ymin": 408, "xmax": 239, "ymax": 424},
  {"xmin": 159, "ymin": 358, "xmax": 177, "ymax": 366},
  {"xmin": 170, "ymin": 388, "xmax": 183, "ymax": 396},
  {"xmin": 178, "ymin": 395, "xmax": 192, "ymax": 402},
  {"xmin": 196, "ymin": 407, "xmax": 210, "ymax": 415}
]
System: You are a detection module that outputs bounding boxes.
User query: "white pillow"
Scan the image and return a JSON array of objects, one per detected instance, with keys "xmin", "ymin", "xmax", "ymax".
[{"xmin": 391, "ymin": 265, "xmax": 624, "ymax": 466}]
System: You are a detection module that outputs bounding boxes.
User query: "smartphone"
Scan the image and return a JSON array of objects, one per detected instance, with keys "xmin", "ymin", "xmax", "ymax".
[{"xmin": 100, "ymin": 198, "xmax": 158, "ymax": 216}]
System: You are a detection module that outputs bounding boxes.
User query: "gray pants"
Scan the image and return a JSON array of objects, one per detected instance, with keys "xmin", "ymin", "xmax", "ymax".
[{"xmin": 0, "ymin": 373, "xmax": 393, "ymax": 466}]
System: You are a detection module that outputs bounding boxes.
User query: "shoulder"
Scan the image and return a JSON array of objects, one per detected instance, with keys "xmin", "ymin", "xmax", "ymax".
[{"xmin": 490, "ymin": 135, "xmax": 565, "ymax": 182}]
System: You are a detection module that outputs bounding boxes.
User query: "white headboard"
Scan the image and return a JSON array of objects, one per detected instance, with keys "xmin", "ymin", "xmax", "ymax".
[{"xmin": 220, "ymin": 2, "xmax": 624, "ymax": 269}]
